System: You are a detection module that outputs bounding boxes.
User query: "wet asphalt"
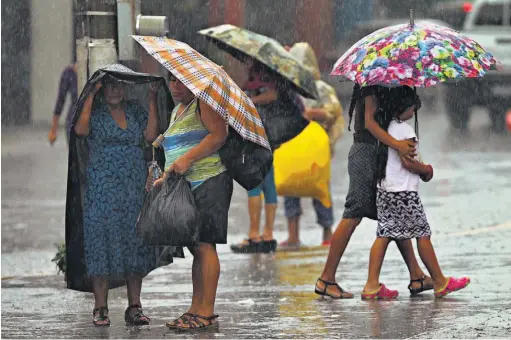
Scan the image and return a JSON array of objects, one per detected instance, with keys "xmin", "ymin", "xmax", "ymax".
[{"xmin": 2, "ymin": 104, "xmax": 511, "ymax": 339}]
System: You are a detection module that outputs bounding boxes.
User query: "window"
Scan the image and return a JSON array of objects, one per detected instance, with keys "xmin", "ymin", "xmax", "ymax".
[{"xmin": 474, "ymin": 4, "xmax": 504, "ymax": 26}]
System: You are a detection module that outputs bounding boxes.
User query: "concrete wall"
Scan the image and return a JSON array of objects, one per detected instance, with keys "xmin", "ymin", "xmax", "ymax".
[{"xmin": 30, "ymin": 0, "xmax": 73, "ymax": 125}]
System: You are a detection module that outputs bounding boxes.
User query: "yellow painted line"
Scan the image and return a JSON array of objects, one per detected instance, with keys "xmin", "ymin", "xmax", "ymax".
[
  {"xmin": 442, "ymin": 221, "xmax": 511, "ymax": 237},
  {"xmin": 1, "ymin": 276, "xmax": 16, "ymax": 281},
  {"xmin": 274, "ymin": 221, "xmax": 511, "ymax": 259}
]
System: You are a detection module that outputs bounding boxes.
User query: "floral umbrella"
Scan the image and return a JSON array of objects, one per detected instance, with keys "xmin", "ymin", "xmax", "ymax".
[
  {"xmin": 331, "ymin": 20, "xmax": 498, "ymax": 87},
  {"xmin": 198, "ymin": 24, "xmax": 318, "ymax": 99}
]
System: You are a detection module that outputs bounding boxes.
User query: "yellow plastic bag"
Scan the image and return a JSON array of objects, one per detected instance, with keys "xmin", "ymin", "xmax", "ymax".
[{"xmin": 274, "ymin": 121, "xmax": 331, "ymax": 208}]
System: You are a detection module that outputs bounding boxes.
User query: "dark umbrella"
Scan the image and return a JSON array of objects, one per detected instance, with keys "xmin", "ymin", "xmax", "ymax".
[{"xmin": 198, "ymin": 24, "xmax": 319, "ymax": 99}]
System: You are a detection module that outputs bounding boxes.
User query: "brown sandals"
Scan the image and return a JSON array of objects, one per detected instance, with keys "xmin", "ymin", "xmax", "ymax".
[{"xmin": 168, "ymin": 313, "xmax": 219, "ymax": 331}]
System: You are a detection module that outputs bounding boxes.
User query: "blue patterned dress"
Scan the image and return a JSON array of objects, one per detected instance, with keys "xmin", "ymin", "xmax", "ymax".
[{"xmin": 83, "ymin": 101, "xmax": 158, "ymax": 277}]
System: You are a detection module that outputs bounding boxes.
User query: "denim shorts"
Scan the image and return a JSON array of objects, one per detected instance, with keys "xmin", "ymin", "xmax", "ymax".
[{"xmin": 247, "ymin": 166, "xmax": 277, "ymax": 204}]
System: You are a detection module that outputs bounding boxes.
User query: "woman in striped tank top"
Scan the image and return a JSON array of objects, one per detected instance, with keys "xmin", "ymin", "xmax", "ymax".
[{"xmin": 154, "ymin": 74, "xmax": 233, "ymax": 331}]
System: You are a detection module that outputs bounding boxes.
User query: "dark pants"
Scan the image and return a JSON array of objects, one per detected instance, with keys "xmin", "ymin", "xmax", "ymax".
[{"xmin": 284, "ymin": 195, "xmax": 334, "ymax": 229}]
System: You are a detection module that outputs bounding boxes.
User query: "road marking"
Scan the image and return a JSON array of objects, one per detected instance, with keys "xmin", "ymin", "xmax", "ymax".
[{"xmin": 442, "ymin": 221, "xmax": 511, "ymax": 237}]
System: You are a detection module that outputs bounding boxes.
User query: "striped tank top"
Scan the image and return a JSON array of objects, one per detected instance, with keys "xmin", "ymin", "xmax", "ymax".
[{"xmin": 163, "ymin": 99, "xmax": 226, "ymax": 190}]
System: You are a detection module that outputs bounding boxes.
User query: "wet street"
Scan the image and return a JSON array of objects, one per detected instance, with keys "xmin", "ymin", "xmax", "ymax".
[{"xmin": 2, "ymin": 104, "xmax": 511, "ymax": 339}]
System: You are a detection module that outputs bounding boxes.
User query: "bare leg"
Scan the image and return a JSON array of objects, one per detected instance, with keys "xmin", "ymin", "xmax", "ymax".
[
  {"xmin": 316, "ymin": 217, "xmax": 361, "ymax": 297},
  {"xmin": 170, "ymin": 247, "xmax": 202, "ymax": 327},
  {"xmin": 416, "ymin": 237, "xmax": 448, "ymax": 290},
  {"xmin": 91, "ymin": 276, "xmax": 109, "ymax": 324},
  {"xmin": 188, "ymin": 246, "xmax": 202, "ymax": 314},
  {"xmin": 286, "ymin": 216, "xmax": 300, "ymax": 244},
  {"xmin": 262, "ymin": 203, "xmax": 277, "ymax": 241},
  {"xmin": 363, "ymin": 237, "xmax": 392, "ymax": 292},
  {"xmin": 179, "ymin": 243, "xmax": 220, "ymax": 328},
  {"xmin": 126, "ymin": 274, "xmax": 143, "ymax": 306},
  {"xmin": 396, "ymin": 239, "xmax": 433, "ymax": 290},
  {"xmin": 92, "ymin": 276, "xmax": 108, "ymax": 308},
  {"xmin": 194, "ymin": 243, "xmax": 220, "ymax": 317},
  {"xmin": 126, "ymin": 274, "xmax": 150, "ymax": 323},
  {"xmin": 248, "ymin": 196, "xmax": 262, "ymax": 240}
]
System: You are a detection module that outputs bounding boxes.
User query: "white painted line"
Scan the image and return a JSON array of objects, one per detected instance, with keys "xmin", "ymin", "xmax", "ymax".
[{"xmin": 442, "ymin": 221, "xmax": 511, "ymax": 237}]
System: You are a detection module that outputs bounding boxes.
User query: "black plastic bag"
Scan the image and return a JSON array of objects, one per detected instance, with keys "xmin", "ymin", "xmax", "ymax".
[{"xmin": 137, "ymin": 174, "xmax": 200, "ymax": 247}]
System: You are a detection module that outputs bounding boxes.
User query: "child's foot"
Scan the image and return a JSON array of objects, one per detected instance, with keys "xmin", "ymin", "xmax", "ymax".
[
  {"xmin": 361, "ymin": 283, "xmax": 399, "ymax": 300},
  {"xmin": 434, "ymin": 277, "xmax": 470, "ymax": 298}
]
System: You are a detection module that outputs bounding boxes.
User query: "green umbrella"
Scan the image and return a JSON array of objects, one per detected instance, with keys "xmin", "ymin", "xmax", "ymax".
[{"xmin": 198, "ymin": 24, "xmax": 318, "ymax": 99}]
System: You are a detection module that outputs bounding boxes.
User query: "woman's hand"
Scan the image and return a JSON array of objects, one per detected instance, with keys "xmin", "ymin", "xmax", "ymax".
[
  {"xmin": 168, "ymin": 156, "xmax": 192, "ymax": 175},
  {"xmin": 91, "ymin": 82, "xmax": 102, "ymax": 96},
  {"xmin": 48, "ymin": 126, "xmax": 58, "ymax": 145},
  {"xmin": 153, "ymin": 171, "xmax": 167, "ymax": 188},
  {"xmin": 396, "ymin": 139, "xmax": 417, "ymax": 160},
  {"xmin": 149, "ymin": 81, "xmax": 160, "ymax": 96}
]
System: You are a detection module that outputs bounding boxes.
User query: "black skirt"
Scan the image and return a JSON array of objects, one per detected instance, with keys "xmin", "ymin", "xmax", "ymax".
[
  {"xmin": 342, "ymin": 142, "xmax": 378, "ymax": 220},
  {"xmin": 193, "ymin": 172, "xmax": 233, "ymax": 244}
]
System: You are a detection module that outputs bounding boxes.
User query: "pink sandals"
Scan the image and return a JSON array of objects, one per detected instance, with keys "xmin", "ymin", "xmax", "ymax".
[
  {"xmin": 361, "ymin": 284, "xmax": 399, "ymax": 300},
  {"xmin": 434, "ymin": 277, "xmax": 470, "ymax": 298}
]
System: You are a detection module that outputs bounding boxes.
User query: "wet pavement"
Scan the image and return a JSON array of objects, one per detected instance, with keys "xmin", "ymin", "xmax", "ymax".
[{"xmin": 2, "ymin": 106, "xmax": 511, "ymax": 338}]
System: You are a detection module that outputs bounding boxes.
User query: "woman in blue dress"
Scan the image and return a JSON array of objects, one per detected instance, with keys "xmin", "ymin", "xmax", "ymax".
[{"xmin": 72, "ymin": 75, "xmax": 163, "ymax": 326}]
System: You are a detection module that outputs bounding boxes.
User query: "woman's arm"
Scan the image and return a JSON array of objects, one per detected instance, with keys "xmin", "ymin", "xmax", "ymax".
[
  {"xmin": 144, "ymin": 84, "xmax": 160, "ymax": 142},
  {"xmin": 167, "ymin": 100, "xmax": 227, "ymax": 174},
  {"xmin": 250, "ymin": 88, "xmax": 278, "ymax": 105},
  {"xmin": 74, "ymin": 83, "xmax": 102, "ymax": 136},
  {"xmin": 48, "ymin": 70, "xmax": 71, "ymax": 144},
  {"xmin": 364, "ymin": 95, "xmax": 416, "ymax": 158}
]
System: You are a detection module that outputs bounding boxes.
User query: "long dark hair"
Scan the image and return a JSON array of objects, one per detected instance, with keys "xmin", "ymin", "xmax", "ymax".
[{"xmin": 375, "ymin": 86, "xmax": 422, "ymax": 184}]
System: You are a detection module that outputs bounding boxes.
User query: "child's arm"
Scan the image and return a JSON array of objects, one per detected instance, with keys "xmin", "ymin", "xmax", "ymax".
[{"xmin": 400, "ymin": 157, "xmax": 434, "ymax": 182}]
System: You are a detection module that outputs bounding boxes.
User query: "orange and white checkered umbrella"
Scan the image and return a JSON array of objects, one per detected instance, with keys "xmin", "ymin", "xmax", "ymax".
[{"xmin": 133, "ymin": 36, "xmax": 270, "ymax": 150}]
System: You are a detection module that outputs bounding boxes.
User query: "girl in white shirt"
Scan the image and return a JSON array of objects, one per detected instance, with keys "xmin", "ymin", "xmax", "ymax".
[{"xmin": 361, "ymin": 87, "xmax": 470, "ymax": 300}]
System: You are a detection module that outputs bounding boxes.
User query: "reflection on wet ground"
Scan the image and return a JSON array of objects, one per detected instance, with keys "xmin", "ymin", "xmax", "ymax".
[{"xmin": 2, "ymin": 109, "xmax": 511, "ymax": 338}]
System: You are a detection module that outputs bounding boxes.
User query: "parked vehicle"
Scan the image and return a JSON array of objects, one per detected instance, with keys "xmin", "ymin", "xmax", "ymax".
[
  {"xmin": 431, "ymin": 0, "xmax": 474, "ymax": 30},
  {"xmin": 443, "ymin": 0, "xmax": 511, "ymax": 131}
]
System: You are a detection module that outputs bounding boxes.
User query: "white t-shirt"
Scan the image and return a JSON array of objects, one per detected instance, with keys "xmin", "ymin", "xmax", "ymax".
[{"xmin": 378, "ymin": 120, "xmax": 420, "ymax": 192}]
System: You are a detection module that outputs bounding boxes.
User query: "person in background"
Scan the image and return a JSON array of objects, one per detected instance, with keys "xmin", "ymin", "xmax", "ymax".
[
  {"xmin": 49, "ymin": 62, "xmax": 78, "ymax": 145},
  {"xmin": 230, "ymin": 65, "xmax": 280, "ymax": 254},
  {"xmin": 279, "ymin": 43, "xmax": 344, "ymax": 250}
]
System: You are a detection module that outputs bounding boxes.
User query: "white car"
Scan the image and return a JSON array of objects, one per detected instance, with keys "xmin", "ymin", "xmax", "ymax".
[{"xmin": 443, "ymin": 0, "xmax": 511, "ymax": 131}]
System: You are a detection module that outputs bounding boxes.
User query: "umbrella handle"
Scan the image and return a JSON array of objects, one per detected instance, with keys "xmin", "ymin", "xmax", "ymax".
[{"xmin": 409, "ymin": 8, "xmax": 414, "ymax": 26}]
